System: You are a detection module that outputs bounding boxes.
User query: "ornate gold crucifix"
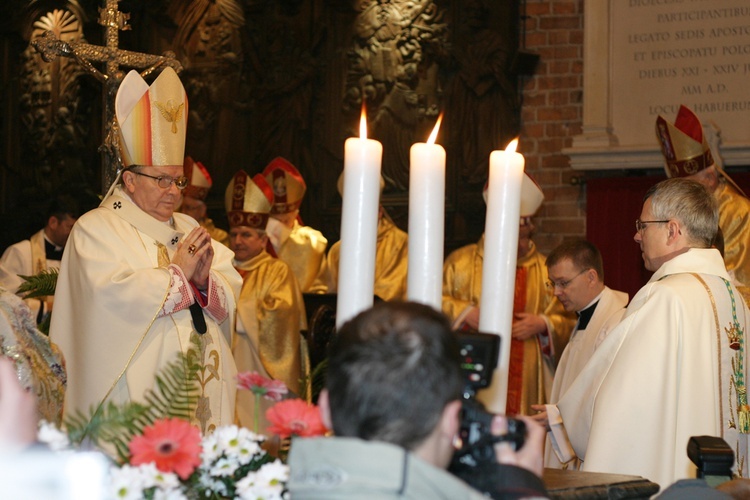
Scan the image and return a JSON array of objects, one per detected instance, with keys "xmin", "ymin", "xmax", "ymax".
[{"xmin": 31, "ymin": 0, "xmax": 183, "ymax": 192}]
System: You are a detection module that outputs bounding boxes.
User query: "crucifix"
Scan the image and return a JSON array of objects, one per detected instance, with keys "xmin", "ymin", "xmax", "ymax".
[{"xmin": 31, "ymin": 0, "xmax": 183, "ymax": 193}]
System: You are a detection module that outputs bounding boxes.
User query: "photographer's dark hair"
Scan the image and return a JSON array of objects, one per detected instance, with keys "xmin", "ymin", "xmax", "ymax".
[{"xmin": 327, "ymin": 301, "xmax": 463, "ymax": 450}]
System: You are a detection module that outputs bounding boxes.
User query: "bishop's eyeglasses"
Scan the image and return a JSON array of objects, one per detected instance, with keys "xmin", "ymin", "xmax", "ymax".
[
  {"xmin": 131, "ymin": 170, "xmax": 189, "ymax": 190},
  {"xmin": 635, "ymin": 219, "xmax": 669, "ymax": 233}
]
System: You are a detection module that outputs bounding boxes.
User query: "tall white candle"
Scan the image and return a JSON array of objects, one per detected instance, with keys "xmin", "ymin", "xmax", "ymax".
[
  {"xmin": 407, "ymin": 115, "xmax": 446, "ymax": 310},
  {"xmin": 478, "ymin": 139, "xmax": 525, "ymax": 413},
  {"xmin": 336, "ymin": 112, "xmax": 383, "ymax": 328}
]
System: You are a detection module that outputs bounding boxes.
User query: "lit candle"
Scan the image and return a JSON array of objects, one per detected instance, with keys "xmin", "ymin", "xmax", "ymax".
[
  {"xmin": 336, "ymin": 110, "xmax": 383, "ymax": 328},
  {"xmin": 407, "ymin": 115, "xmax": 446, "ymax": 310},
  {"xmin": 479, "ymin": 138, "xmax": 525, "ymax": 413}
]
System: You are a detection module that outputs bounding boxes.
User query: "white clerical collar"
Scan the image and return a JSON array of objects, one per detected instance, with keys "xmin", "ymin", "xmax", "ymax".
[
  {"xmin": 42, "ymin": 232, "xmax": 63, "ymax": 251},
  {"xmin": 577, "ymin": 289, "xmax": 605, "ymax": 314}
]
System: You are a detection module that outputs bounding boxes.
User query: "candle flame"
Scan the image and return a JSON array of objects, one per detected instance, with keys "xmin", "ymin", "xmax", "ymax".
[
  {"xmin": 427, "ymin": 113, "xmax": 443, "ymax": 145},
  {"xmin": 505, "ymin": 138, "xmax": 519, "ymax": 153},
  {"xmin": 359, "ymin": 105, "xmax": 368, "ymax": 139}
]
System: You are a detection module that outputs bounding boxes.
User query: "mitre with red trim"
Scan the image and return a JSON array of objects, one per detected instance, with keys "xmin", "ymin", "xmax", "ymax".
[
  {"xmin": 225, "ymin": 170, "xmax": 273, "ymax": 230},
  {"xmin": 261, "ymin": 157, "xmax": 306, "ymax": 215},
  {"xmin": 656, "ymin": 104, "xmax": 746, "ymax": 196},
  {"xmin": 655, "ymin": 105, "xmax": 714, "ymax": 178},
  {"xmin": 183, "ymin": 156, "xmax": 212, "ymax": 200}
]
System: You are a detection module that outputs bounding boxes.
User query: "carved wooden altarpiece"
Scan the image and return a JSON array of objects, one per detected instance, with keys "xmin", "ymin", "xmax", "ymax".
[
  {"xmin": 32, "ymin": 0, "xmax": 182, "ymax": 192},
  {"xmin": 0, "ymin": 0, "xmax": 521, "ymax": 255}
]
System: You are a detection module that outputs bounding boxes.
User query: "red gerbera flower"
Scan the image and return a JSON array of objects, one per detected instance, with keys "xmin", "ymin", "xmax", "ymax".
[
  {"xmin": 266, "ymin": 399, "xmax": 328, "ymax": 438},
  {"xmin": 128, "ymin": 418, "xmax": 202, "ymax": 480},
  {"xmin": 237, "ymin": 371, "xmax": 288, "ymax": 401}
]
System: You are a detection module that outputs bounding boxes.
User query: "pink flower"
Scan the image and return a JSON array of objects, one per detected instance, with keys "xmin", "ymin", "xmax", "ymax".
[
  {"xmin": 237, "ymin": 372, "xmax": 288, "ymax": 401},
  {"xmin": 266, "ymin": 399, "xmax": 328, "ymax": 438},
  {"xmin": 128, "ymin": 418, "xmax": 202, "ymax": 480}
]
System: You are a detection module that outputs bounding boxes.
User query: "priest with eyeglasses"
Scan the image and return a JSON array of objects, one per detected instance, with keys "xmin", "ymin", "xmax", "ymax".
[
  {"xmin": 50, "ymin": 67, "xmax": 241, "ymax": 434},
  {"xmin": 540, "ymin": 178, "xmax": 750, "ymax": 489}
]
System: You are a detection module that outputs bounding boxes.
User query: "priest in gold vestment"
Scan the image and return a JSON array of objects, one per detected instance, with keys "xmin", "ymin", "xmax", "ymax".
[
  {"xmin": 225, "ymin": 171, "xmax": 307, "ymax": 430},
  {"xmin": 442, "ymin": 174, "xmax": 575, "ymax": 416},
  {"xmin": 50, "ymin": 68, "xmax": 240, "ymax": 434},
  {"xmin": 322, "ymin": 174, "xmax": 408, "ymax": 301},
  {"xmin": 656, "ymin": 104, "xmax": 750, "ymax": 305},
  {"xmin": 262, "ymin": 157, "xmax": 327, "ymax": 293},
  {"xmin": 325, "ymin": 212, "xmax": 407, "ymax": 301}
]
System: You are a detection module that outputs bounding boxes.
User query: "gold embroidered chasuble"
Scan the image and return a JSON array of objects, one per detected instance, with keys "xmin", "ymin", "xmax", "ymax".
[
  {"xmin": 271, "ymin": 220, "xmax": 327, "ymax": 293},
  {"xmin": 233, "ymin": 250, "xmax": 307, "ymax": 431},
  {"xmin": 715, "ymin": 181, "xmax": 750, "ymax": 307},
  {"xmin": 50, "ymin": 187, "xmax": 241, "ymax": 434},
  {"xmin": 442, "ymin": 236, "xmax": 575, "ymax": 415},
  {"xmin": 324, "ymin": 216, "xmax": 408, "ymax": 301},
  {"xmin": 202, "ymin": 217, "xmax": 230, "ymax": 248}
]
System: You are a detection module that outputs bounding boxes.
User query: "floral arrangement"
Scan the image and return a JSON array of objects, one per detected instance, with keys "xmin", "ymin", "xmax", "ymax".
[
  {"xmin": 113, "ymin": 419, "xmax": 287, "ymax": 499},
  {"xmin": 37, "ymin": 372, "xmax": 327, "ymax": 500},
  {"xmin": 236, "ymin": 372, "xmax": 326, "ymax": 439}
]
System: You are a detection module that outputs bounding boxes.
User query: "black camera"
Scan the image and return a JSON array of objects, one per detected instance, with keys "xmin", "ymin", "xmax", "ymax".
[{"xmin": 449, "ymin": 332, "xmax": 526, "ymax": 474}]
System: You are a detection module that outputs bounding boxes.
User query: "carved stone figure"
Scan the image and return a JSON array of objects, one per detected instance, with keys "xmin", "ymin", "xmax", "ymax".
[
  {"xmin": 345, "ymin": 0, "xmax": 448, "ymax": 191},
  {"xmin": 444, "ymin": 0, "xmax": 520, "ymax": 183},
  {"xmin": 169, "ymin": 0, "xmax": 245, "ymax": 168}
]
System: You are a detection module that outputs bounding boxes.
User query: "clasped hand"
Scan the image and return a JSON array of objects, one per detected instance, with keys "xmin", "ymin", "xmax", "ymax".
[{"xmin": 172, "ymin": 227, "xmax": 213, "ymax": 288}]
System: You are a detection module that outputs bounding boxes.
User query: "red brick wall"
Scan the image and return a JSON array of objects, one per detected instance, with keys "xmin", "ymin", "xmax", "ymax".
[{"xmin": 520, "ymin": 0, "xmax": 586, "ymax": 254}]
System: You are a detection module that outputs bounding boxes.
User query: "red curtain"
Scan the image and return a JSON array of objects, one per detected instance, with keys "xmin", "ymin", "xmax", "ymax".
[{"xmin": 586, "ymin": 172, "xmax": 750, "ymax": 300}]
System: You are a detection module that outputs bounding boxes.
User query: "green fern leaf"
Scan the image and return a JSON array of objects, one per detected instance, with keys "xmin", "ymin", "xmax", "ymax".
[
  {"xmin": 17, "ymin": 269, "xmax": 59, "ymax": 298},
  {"xmin": 63, "ymin": 337, "xmax": 203, "ymax": 462}
]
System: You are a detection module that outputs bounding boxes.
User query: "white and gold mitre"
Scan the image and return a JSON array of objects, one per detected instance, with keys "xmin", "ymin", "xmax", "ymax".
[
  {"xmin": 115, "ymin": 67, "xmax": 188, "ymax": 167},
  {"xmin": 483, "ymin": 172, "xmax": 544, "ymax": 218},
  {"xmin": 520, "ymin": 173, "xmax": 544, "ymax": 218}
]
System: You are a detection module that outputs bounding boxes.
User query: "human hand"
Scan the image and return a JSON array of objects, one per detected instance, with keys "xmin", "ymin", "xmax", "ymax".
[
  {"xmin": 192, "ymin": 239, "xmax": 214, "ymax": 290},
  {"xmin": 492, "ymin": 414, "xmax": 545, "ymax": 478},
  {"xmin": 511, "ymin": 313, "xmax": 546, "ymax": 340},
  {"xmin": 0, "ymin": 356, "xmax": 37, "ymax": 451},
  {"xmin": 463, "ymin": 307, "xmax": 480, "ymax": 330},
  {"xmin": 172, "ymin": 227, "xmax": 212, "ymax": 282},
  {"xmin": 529, "ymin": 404, "xmax": 550, "ymax": 431}
]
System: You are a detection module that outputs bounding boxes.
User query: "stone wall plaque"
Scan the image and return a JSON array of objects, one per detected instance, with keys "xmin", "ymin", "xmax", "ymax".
[{"xmin": 568, "ymin": 0, "xmax": 750, "ymax": 170}]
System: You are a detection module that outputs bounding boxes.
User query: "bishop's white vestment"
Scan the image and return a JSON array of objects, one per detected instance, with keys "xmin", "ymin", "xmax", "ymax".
[{"xmin": 50, "ymin": 187, "xmax": 241, "ymax": 434}]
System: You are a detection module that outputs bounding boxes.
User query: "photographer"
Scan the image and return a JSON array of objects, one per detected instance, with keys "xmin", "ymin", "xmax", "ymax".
[{"xmin": 288, "ymin": 301, "xmax": 548, "ymax": 499}]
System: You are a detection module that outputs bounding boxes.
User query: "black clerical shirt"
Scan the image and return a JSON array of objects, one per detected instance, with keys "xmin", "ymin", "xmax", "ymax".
[{"xmin": 576, "ymin": 300, "xmax": 599, "ymax": 331}]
